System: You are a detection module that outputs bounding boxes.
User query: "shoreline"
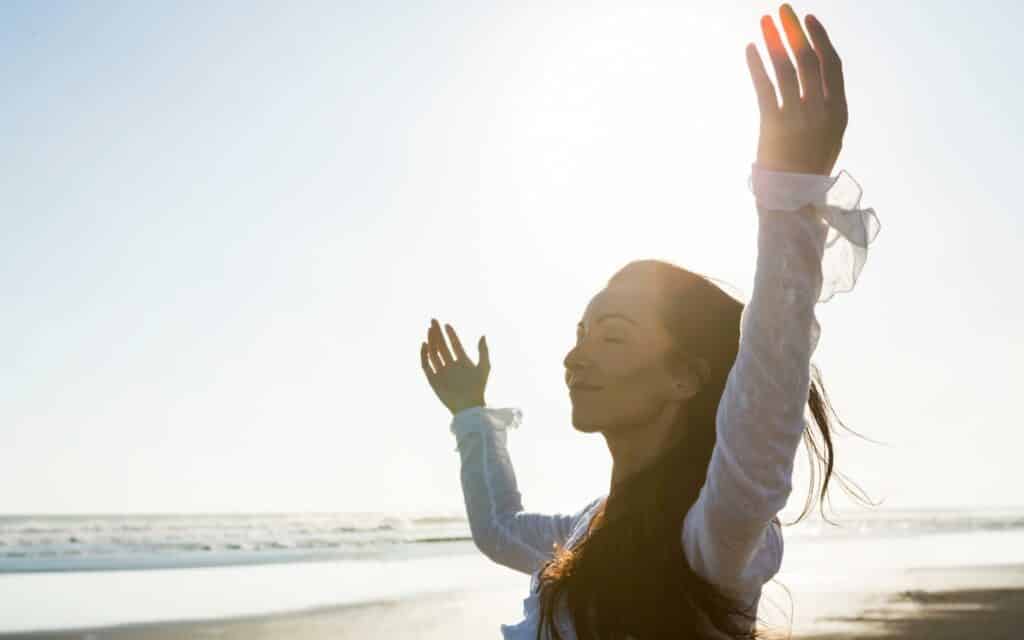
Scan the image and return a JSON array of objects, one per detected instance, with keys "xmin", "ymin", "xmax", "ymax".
[
  {"xmin": 0, "ymin": 586, "xmax": 524, "ymax": 639},
  {"xmin": 4, "ymin": 564, "xmax": 1024, "ymax": 639}
]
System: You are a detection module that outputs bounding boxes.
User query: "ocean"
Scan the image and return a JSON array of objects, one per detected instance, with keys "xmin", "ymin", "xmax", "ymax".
[
  {"xmin": 5, "ymin": 507, "xmax": 1024, "ymax": 574},
  {"xmin": 2, "ymin": 507, "xmax": 1024, "ymax": 633},
  {"xmin": 0, "ymin": 511, "xmax": 473, "ymax": 573}
]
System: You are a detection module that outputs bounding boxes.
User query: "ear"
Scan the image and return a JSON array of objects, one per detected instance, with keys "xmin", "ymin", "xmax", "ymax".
[
  {"xmin": 673, "ymin": 379, "xmax": 698, "ymax": 400},
  {"xmin": 691, "ymin": 357, "xmax": 711, "ymax": 386},
  {"xmin": 673, "ymin": 357, "xmax": 709, "ymax": 400}
]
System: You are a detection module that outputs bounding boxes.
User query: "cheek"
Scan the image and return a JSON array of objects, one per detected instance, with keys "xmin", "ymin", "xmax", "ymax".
[
  {"xmin": 603, "ymin": 361, "xmax": 673, "ymax": 408},
  {"xmin": 607, "ymin": 355, "xmax": 666, "ymax": 389},
  {"xmin": 571, "ymin": 366, "xmax": 669, "ymax": 432}
]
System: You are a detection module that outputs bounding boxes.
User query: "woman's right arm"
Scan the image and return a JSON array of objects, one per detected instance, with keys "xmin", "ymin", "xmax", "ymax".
[{"xmin": 452, "ymin": 406, "xmax": 599, "ymax": 575}]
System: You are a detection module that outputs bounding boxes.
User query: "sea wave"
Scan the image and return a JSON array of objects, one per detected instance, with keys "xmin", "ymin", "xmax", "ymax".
[{"xmin": 3, "ymin": 508, "xmax": 1022, "ymax": 573}]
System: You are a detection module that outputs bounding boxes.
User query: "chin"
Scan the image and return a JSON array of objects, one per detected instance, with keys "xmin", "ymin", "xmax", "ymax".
[{"xmin": 569, "ymin": 409, "xmax": 604, "ymax": 433}]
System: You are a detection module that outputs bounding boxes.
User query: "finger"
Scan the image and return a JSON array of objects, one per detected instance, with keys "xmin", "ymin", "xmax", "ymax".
[
  {"xmin": 420, "ymin": 342, "xmax": 436, "ymax": 377},
  {"xmin": 478, "ymin": 335, "xmax": 490, "ymax": 375},
  {"xmin": 779, "ymin": 4, "xmax": 824, "ymax": 112},
  {"xmin": 426, "ymin": 322, "xmax": 444, "ymax": 371},
  {"xmin": 745, "ymin": 43, "xmax": 780, "ymax": 119},
  {"xmin": 430, "ymin": 318, "xmax": 454, "ymax": 366},
  {"xmin": 445, "ymin": 323, "xmax": 469, "ymax": 362},
  {"xmin": 760, "ymin": 15, "xmax": 801, "ymax": 112},
  {"xmin": 805, "ymin": 13, "xmax": 845, "ymax": 108}
]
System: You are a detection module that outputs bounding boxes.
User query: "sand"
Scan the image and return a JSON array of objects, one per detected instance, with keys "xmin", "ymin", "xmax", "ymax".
[
  {"xmin": 3, "ymin": 564, "xmax": 1022, "ymax": 639},
  {"xmin": 790, "ymin": 563, "xmax": 1024, "ymax": 640}
]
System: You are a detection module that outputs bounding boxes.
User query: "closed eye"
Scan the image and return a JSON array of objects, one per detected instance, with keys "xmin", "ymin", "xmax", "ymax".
[{"xmin": 575, "ymin": 334, "xmax": 625, "ymax": 344}]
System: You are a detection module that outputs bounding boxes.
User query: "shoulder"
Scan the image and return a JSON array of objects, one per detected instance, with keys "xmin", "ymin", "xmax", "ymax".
[
  {"xmin": 568, "ymin": 495, "xmax": 607, "ymax": 542},
  {"xmin": 581, "ymin": 494, "xmax": 606, "ymax": 525}
]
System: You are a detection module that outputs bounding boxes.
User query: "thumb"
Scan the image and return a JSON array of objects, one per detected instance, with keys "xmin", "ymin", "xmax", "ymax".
[{"xmin": 478, "ymin": 335, "xmax": 490, "ymax": 372}]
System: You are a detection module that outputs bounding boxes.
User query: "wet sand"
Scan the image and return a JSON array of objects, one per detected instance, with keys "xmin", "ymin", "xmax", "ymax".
[
  {"xmin": 4, "ymin": 565, "xmax": 1023, "ymax": 639},
  {"xmin": 789, "ymin": 564, "xmax": 1024, "ymax": 640}
]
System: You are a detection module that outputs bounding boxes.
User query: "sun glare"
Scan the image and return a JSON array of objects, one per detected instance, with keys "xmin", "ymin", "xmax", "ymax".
[{"xmin": 470, "ymin": 7, "xmax": 760, "ymax": 293}]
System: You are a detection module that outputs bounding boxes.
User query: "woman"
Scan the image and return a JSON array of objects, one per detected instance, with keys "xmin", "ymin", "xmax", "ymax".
[{"xmin": 420, "ymin": 5, "xmax": 880, "ymax": 638}]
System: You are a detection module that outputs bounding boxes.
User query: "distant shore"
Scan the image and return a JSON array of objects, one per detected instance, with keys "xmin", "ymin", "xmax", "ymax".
[{"xmin": 3, "ymin": 564, "xmax": 1023, "ymax": 639}]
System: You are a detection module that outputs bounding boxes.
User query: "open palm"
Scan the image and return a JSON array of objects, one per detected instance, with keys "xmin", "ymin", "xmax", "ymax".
[
  {"xmin": 746, "ymin": 4, "xmax": 847, "ymax": 176},
  {"xmin": 420, "ymin": 318, "xmax": 490, "ymax": 416}
]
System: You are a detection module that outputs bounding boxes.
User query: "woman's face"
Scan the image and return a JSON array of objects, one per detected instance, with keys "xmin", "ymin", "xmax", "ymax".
[{"xmin": 563, "ymin": 283, "xmax": 683, "ymax": 434}]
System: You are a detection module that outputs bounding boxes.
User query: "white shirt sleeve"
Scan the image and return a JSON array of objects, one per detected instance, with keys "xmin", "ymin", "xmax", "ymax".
[
  {"xmin": 450, "ymin": 406, "xmax": 602, "ymax": 575},
  {"xmin": 681, "ymin": 164, "xmax": 880, "ymax": 597}
]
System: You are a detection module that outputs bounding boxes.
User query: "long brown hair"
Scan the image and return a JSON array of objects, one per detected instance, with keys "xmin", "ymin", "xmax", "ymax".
[{"xmin": 535, "ymin": 259, "xmax": 873, "ymax": 639}]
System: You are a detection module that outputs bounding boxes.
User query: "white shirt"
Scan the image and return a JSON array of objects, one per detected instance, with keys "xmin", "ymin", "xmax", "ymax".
[{"xmin": 450, "ymin": 164, "xmax": 881, "ymax": 639}]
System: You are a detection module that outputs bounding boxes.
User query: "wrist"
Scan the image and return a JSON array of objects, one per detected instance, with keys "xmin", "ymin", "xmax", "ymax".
[
  {"xmin": 749, "ymin": 162, "xmax": 839, "ymax": 212},
  {"xmin": 450, "ymin": 399, "xmax": 485, "ymax": 415}
]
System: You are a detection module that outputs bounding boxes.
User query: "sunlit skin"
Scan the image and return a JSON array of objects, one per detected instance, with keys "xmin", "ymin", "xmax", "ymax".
[
  {"xmin": 748, "ymin": 4, "xmax": 848, "ymax": 176},
  {"xmin": 422, "ymin": 3, "xmax": 848, "ymax": 491},
  {"xmin": 563, "ymin": 283, "xmax": 702, "ymax": 490}
]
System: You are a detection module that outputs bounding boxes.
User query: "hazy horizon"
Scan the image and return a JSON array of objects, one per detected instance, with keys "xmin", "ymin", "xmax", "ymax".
[{"xmin": 3, "ymin": 1, "xmax": 1021, "ymax": 516}]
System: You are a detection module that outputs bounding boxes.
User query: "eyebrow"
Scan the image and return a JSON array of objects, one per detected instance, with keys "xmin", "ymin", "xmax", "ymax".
[{"xmin": 577, "ymin": 313, "xmax": 638, "ymax": 330}]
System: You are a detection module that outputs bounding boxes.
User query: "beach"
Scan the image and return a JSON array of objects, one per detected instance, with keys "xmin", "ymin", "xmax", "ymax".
[
  {"xmin": 3, "ymin": 513, "xmax": 1024, "ymax": 639},
  {"xmin": 2, "ymin": 563, "xmax": 1023, "ymax": 639},
  {"xmin": 791, "ymin": 563, "xmax": 1024, "ymax": 639}
]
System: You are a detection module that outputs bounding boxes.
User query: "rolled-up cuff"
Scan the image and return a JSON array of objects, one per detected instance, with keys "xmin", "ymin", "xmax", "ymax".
[
  {"xmin": 749, "ymin": 163, "xmax": 881, "ymax": 303},
  {"xmin": 450, "ymin": 406, "xmax": 523, "ymax": 450}
]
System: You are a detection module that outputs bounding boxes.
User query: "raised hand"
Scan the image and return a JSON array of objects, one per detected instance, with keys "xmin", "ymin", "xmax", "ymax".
[
  {"xmin": 421, "ymin": 318, "xmax": 490, "ymax": 416},
  {"xmin": 746, "ymin": 4, "xmax": 847, "ymax": 176}
]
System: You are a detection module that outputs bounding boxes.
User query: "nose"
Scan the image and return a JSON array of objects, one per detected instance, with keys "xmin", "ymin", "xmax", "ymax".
[
  {"xmin": 563, "ymin": 345, "xmax": 578, "ymax": 371},
  {"xmin": 564, "ymin": 344, "xmax": 588, "ymax": 383}
]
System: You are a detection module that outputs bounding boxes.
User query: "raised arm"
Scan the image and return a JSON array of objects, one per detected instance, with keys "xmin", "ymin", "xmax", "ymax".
[
  {"xmin": 681, "ymin": 6, "xmax": 880, "ymax": 596},
  {"xmin": 451, "ymin": 406, "xmax": 601, "ymax": 575},
  {"xmin": 420, "ymin": 319, "xmax": 597, "ymax": 575}
]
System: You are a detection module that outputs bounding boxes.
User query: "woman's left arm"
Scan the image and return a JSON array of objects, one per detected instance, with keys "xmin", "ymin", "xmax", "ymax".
[{"xmin": 681, "ymin": 6, "xmax": 880, "ymax": 597}]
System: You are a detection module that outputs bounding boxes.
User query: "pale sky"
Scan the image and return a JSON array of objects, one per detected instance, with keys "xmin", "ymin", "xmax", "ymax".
[{"xmin": 2, "ymin": 1, "xmax": 1021, "ymax": 516}]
